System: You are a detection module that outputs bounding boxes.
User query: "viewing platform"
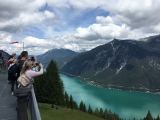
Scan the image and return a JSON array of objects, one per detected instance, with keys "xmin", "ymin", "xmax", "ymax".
[
  {"xmin": 0, "ymin": 73, "xmax": 41, "ymax": 120},
  {"xmin": 0, "ymin": 73, "xmax": 17, "ymax": 120}
]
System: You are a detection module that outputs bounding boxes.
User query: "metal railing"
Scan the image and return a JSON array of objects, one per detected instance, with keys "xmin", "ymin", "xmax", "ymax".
[{"xmin": 29, "ymin": 89, "xmax": 41, "ymax": 120}]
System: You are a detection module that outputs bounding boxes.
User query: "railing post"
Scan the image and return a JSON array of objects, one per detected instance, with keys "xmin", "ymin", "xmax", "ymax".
[
  {"xmin": 29, "ymin": 89, "xmax": 42, "ymax": 120},
  {"xmin": 14, "ymin": 88, "xmax": 31, "ymax": 120}
]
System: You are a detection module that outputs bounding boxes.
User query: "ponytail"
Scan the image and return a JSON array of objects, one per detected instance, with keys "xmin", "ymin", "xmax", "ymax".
[{"xmin": 21, "ymin": 60, "xmax": 32, "ymax": 74}]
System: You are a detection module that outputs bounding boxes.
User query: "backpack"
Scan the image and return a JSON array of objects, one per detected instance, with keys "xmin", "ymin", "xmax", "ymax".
[
  {"xmin": 8, "ymin": 64, "xmax": 18, "ymax": 77},
  {"xmin": 17, "ymin": 73, "xmax": 31, "ymax": 87}
]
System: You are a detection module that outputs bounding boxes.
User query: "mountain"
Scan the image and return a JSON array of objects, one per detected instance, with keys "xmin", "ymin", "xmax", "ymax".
[
  {"xmin": 0, "ymin": 50, "xmax": 10, "ymax": 62},
  {"xmin": 36, "ymin": 49, "xmax": 79, "ymax": 69},
  {"xmin": 0, "ymin": 50, "xmax": 9, "ymax": 72},
  {"xmin": 61, "ymin": 35, "xmax": 160, "ymax": 92}
]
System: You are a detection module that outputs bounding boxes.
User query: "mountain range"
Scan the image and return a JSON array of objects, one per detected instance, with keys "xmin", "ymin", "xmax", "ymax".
[
  {"xmin": 0, "ymin": 50, "xmax": 9, "ymax": 62},
  {"xmin": 36, "ymin": 49, "xmax": 78, "ymax": 69},
  {"xmin": 61, "ymin": 35, "xmax": 160, "ymax": 92},
  {"xmin": 1, "ymin": 34, "xmax": 160, "ymax": 92}
]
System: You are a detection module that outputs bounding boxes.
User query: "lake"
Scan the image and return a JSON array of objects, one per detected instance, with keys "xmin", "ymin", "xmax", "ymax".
[{"xmin": 60, "ymin": 74, "xmax": 160, "ymax": 119}]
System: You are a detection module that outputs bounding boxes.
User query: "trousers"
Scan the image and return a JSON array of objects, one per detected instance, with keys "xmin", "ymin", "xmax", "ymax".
[{"xmin": 11, "ymin": 80, "xmax": 18, "ymax": 92}]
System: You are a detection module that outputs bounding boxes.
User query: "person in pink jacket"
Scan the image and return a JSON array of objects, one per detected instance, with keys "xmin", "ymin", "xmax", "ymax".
[{"xmin": 18, "ymin": 60, "xmax": 43, "ymax": 88}]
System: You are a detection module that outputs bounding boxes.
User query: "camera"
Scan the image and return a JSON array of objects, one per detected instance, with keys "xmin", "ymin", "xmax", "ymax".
[
  {"xmin": 36, "ymin": 62, "xmax": 41, "ymax": 66},
  {"xmin": 31, "ymin": 56, "xmax": 35, "ymax": 61},
  {"xmin": 32, "ymin": 62, "xmax": 41, "ymax": 71}
]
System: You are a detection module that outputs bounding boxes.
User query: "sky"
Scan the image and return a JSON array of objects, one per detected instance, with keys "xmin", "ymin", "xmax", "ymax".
[{"xmin": 0, "ymin": 0, "xmax": 160, "ymax": 55}]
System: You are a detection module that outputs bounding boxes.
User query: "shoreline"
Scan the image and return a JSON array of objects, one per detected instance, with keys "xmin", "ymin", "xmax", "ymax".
[{"xmin": 60, "ymin": 72, "xmax": 160, "ymax": 94}]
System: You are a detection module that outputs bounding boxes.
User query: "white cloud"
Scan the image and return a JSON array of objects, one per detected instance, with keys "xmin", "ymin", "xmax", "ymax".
[
  {"xmin": 96, "ymin": 16, "xmax": 114, "ymax": 25},
  {"xmin": 44, "ymin": 10, "xmax": 55, "ymax": 19},
  {"xmin": 74, "ymin": 23, "xmax": 130, "ymax": 40},
  {"xmin": 0, "ymin": 10, "xmax": 55, "ymax": 33},
  {"xmin": 0, "ymin": 0, "xmax": 56, "ymax": 33},
  {"xmin": 64, "ymin": 43, "xmax": 81, "ymax": 51},
  {"xmin": 0, "ymin": 32, "xmax": 12, "ymax": 44},
  {"xmin": 1, "ymin": 0, "xmax": 160, "ymax": 55}
]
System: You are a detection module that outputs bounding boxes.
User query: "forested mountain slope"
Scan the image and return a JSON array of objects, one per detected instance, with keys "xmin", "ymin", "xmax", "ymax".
[{"xmin": 61, "ymin": 35, "xmax": 160, "ymax": 92}]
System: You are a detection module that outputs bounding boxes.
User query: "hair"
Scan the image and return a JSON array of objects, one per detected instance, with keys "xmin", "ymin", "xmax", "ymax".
[
  {"xmin": 8, "ymin": 58, "xmax": 14, "ymax": 62},
  {"xmin": 21, "ymin": 60, "xmax": 32, "ymax": 74},
  {"xmin": 13, "ymin": 58, "xmax": 18, "ymax": 63},
  {"xmin": 21, "ymin": 51, "xmax": 28, "ymax": 57},
  {"xmin": 12, "ymin": 52, "xmax": 16, "ymax": 55}
]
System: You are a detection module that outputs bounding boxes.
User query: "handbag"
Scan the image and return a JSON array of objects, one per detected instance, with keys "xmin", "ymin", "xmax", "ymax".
[{"xmin": 17, "ymin": 73, "xmax": 31, "ymax": 87}]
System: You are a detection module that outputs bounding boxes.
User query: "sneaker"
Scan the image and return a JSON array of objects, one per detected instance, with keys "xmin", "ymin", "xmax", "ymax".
[
  {"xmin": 7, "ymin": 80, "xmax": 11, "ymax": 84},
  {"xmin": 11, "ymin": 92, "xmax": 14, "ymax": 95}
]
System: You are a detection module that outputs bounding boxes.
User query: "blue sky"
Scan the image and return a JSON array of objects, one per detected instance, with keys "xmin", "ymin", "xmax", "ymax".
[{"xmin": 0, "ymin": 0, "xmax": 160, "ymax": 55}]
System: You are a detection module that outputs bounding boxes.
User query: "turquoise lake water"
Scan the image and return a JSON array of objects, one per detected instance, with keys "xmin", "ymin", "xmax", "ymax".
[{"xmin": 60, "ymin": 74, "xmax": 160, "ymax": 119}]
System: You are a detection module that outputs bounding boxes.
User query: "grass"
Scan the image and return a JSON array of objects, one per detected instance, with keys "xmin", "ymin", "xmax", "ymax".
[
  {"xmin": 38, "ymin": 103, "xmax": 103, "ymax": 120},
  {"xmin": 27, "ymin": 108, "xmax": 31, "ymax": 120}
]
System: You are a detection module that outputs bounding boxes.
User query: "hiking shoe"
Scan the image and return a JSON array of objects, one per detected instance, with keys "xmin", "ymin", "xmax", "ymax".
[{"xmin": 7, "ymin": 80, "xmax": 11, "ymax": 84}]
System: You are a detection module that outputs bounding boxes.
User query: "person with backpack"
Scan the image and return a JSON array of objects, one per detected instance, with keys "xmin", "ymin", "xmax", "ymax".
[
  {"xmin": 17, "ymin": 60, "xmax": 43, "ymax": 88},
  {"xmin": 8, "ymin": 52, "xmax": 16, "ymax": 60},
  {"xmin": 8, "ymin": 59, "xmax": 19, "ymax": 95},
  {"xmin": 7, "ymin": 58, "xmax": 14, "ymax": 83},
  {"xmin": 17, "ymin": 51, "xmax": 28, "ymax": 79}
]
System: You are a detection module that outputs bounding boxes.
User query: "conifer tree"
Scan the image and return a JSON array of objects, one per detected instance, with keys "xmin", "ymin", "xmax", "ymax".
[
  {"xmin": 144, "ymin": 111, "xmax": 153, "ymax": 120},
  {"xmin": 83, "ymin": 103, "xmax": 86, "ymax": 112},
  {"xmin": 79, "ymin": 101, "xmax": 84, "ymax": 111},
  {"xmin": 99, "ymin": 108, "xmax": 104, "ymax": 118},
  {"xmin": 94, "ymin": 108, "xmax": 99, "ymax": 117},
  {"xmin": 156, "ymin": 115, "xmax": 160, "ymax": 120},
  {"xmin": 73, "ymin": 101, "xmax": 78, "ymax": 109},
  {"xmin": 34, "ymin": 60, "xmax": 65, "ymax": 106},
  {"xmin": 34, "ymin": 74, "xmax": 46, "ymax": 102},
  {"xmin": 69, "ymin": 95, "xmax": 74, "ymax": 109},
  {"xmin": 64, "ymin": 92, "xmax": 70, "ymax": 108},
  {"xmin": 88, "ymin": 104, "xmax": 93, "ymax": 114}
]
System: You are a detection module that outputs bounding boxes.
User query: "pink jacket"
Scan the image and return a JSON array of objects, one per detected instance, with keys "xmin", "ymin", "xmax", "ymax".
[{"xmin": 25, "ymin": 68, "xmax": 43, "ymax": 79}]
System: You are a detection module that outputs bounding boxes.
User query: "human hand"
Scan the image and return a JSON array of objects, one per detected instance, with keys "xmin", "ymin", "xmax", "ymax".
[
  {"xmin": 34, "ymin": 56, "xmax": 38, "ymax": 63},
  {"xmin": 39, "ymin": 63, "xmax": 43, "ymax": 68},
  {"xmin": 33, "ymin": 63, "xmax": 36, "ymax": 67}
]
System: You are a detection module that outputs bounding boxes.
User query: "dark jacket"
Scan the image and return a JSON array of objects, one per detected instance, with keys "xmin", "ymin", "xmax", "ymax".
[
  {"xmin": 8, "ymin": 55, "xmax": 13, "ymax": 60},
  {"xmin": 17, "ymin": 60, "xmax": 26, "ymax": 78}
]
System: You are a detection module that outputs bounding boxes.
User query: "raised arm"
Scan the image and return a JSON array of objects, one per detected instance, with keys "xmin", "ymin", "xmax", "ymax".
[{"xmin": 26, "ymin": 63, "xmax": 43, "ymax": 79}]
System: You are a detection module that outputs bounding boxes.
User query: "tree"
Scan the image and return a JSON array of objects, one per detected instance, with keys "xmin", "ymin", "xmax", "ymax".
[
  {"xmin": 64, "ymin": 92, "xmax": 70, "ymax": 108},
  {"xmin": 103, "ymin": 109, "xmax": 120, "ymax": 120},
  {"xmin": 73, "ymin": 101, "xmax": 78, "ymax": 109},
  {"xmin": 83, "ymin": 103, "xmax": 86, "ymax": 112},
  {"xmin": 34, "ymin": 74, "xmax": 46, "ymax": 102},
  {"xmin": 99, "ymin": 108, "xmax": 104, "ymax": 118},
  {"xmin": 156, "ymin": 115, "xmax": 160, "ymax": 120},
  {"xmin": 79, "ymin": 101, "xmax": 84, "ymax": 111},
  {"xmin": 69, "ymin": 95, "xmax": 74, "ymax": 109},
  {"xmin": 34, "ymin": 60, "xmax": 65, "ymax": 106},
  {"xmin": 144, "ymin": 111, "xmax": 153, "ymax": 120},
  {"xmin": 94, "ymin": 108, "xmax": 99, "ymax": 117},
  {"xmin": 88, "ymin": 104, "xmax": 93, "ymax": 114}
]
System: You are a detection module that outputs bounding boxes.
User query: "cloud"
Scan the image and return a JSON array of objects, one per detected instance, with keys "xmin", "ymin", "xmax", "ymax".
[
  {"xmin": 0, "ymin": 11, "xmax": 55, "ymax": 32},
  {"xmin": 74, "ymin": 23, "xmax": 130, "ymax": 40},
  {"xmin": 0, "ymin": 0, "xmax": 56, "ymax": 33},
  {"xmin": 96, "ymin": 16, "xmax": 114, "ymax": 25},
  {"xmin": 0, "ymin": 32, "xmax": 12, "ymax": 44},
  {"xmin": 103, "ymin": 0, "xmax": 160, "ymax": 33},
  {"xmin": 1, "ymin": 0, "xmax": 160, "ymax": 56}
]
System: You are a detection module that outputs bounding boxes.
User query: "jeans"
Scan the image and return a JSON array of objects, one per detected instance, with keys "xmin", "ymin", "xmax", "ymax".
[
  {"xmin": 11, "ymin": 80, "xmax": 18, "ymax": 92},
  {"xmin": 8, "ymin": 75, "xmax": 11, "ymax": 81}
]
